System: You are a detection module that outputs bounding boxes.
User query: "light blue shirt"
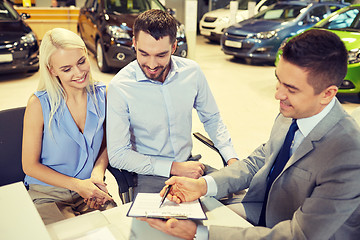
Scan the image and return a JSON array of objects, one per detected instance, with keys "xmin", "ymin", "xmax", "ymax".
[
  {"xmin": 24, "ymin": 84, "xmax": 106, "ymax": 186},
  {"xmin": 107, "ymin": 56, "xmax": 237, "ymax": 177}
]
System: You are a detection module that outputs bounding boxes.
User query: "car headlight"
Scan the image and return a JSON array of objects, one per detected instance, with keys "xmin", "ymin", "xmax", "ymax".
[
  {"xmin": 20, "ymin": 32, "xmax": 37, "ymax": 46},
  {"xmin": 348, "ymin": 48, "xmax": 360, "ymax": 64},
  {"xmin": 106, "ymin": 25, "xmax": 131, "ymax": 39},
  {"xmin": 177, "ymin": 24, "xmax": 185, "ymax": 39},
  {"xmin": 255, "ymin": 30, "xmax": 277, "ymax": 39}
]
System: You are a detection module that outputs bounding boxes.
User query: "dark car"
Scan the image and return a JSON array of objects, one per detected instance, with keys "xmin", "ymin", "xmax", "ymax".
[
  {"xmin": 78, "ymin": 0, "xmax": 188, "ymax": 72},
  {"xmin": 0, "ymin": 0, "xmax": 39, "ymax": 74},
  {"xmin": 221, "ymin": 0, "xmax": 346, "ymax": 63}
]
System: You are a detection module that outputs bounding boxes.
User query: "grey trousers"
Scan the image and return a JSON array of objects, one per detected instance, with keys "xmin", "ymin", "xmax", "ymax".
[{"xmin": 28, "ymin": 184, "xmax": 116, "ymax": 225}]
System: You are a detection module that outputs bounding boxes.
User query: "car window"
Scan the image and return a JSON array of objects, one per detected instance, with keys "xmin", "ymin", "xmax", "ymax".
[
  {"xmin": 329, "ymin": 5, "xmax": 342, "ymax": 14},
  {"xmin": 255, "ymin": 4, "xmax": 304, "ymax": 20},
  {"xmin": 105, "ymin": 0, "xmax": 164, "ymax": 13},
  {"xmin": 308, "ymin": 6, "xmax": 328, "ymax": 22},
  {"xmin": 0, "ymin": 1, "xmax": 18, "ymax": 21},
  {"xmin": 317, "ymin": 8, "xmax": 360, "ymax": 30}
]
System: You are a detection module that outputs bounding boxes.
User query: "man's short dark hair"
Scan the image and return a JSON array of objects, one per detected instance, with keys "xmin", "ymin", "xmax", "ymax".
[
  {"xmin": 281, "ymin": 29, "xmax": 348, "ymax": 94},
  {"xmin": 133, "ymin": 9, "xmax": 177, "ymax": 44}
]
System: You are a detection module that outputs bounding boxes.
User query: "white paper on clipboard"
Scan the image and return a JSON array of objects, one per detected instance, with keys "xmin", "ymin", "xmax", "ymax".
[{"xmin": 127, "ymin": 193, "xmax": 207, "ymax": 220}]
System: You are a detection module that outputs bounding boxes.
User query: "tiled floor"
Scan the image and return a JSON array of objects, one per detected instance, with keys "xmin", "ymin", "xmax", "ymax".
[{"xmin": 1, "ymin": 36, "xmax": 359, "ymax": 205}]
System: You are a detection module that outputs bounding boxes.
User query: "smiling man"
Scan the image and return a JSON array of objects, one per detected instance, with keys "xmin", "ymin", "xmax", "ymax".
[
  {"xmin": 141, "ymin": 29, "xmax": 360, "ymax": 239},
  {"xmin": 106, "ymin": 9, "xmax": 238, "ymax": 195}
]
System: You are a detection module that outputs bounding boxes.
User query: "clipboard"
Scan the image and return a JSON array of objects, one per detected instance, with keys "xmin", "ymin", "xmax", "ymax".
[{"xmin": 126, "ymin": 193, "xmax": 207, "ymax": 220}]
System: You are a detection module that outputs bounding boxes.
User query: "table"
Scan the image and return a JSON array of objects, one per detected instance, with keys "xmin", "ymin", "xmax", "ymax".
[
  {"xmin": 46, "ymin": 196, "xmax": 253, "ymax": 240},
  {"xmin": 0, "ymin": 182, "xmax": 52, "ymax": 240}
]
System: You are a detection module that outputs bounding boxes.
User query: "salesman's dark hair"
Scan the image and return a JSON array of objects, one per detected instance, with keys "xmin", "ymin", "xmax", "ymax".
[
  {"xmin": 281, "ymin": 29, "xmax": 348, "ymax": 94},
  {"xmin": 133, "ymin": 9, "xmax": 177, "ymax": 44}
]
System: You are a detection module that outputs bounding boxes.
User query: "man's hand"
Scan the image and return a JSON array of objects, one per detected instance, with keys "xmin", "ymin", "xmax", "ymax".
[
  {"xmin": 227, "ymin": 158, "xmax": 238, "ymax": 166},
  {"xmin": 138, "ymin": 218, "xmax": 197, "ymax": 240},
  {"xmin": 84, "ymin": 198, "xmax": 102, "ymax": 209},
  {"xmin": 170, "ymin": 161, "xmax": 205, "ymax": 179},
  {"xmin": 160, "ymin": 176, "xmax": 207, "ymax": 203}
]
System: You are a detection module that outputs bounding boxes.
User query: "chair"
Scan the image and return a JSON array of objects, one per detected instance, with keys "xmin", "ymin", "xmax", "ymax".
[
  {"xmin": 193, "ymin": 132, "xmax": 227, "ymax": 167},
  {"xmin": 0, "ymin": 107, "xmax": 26, "ymax": 187},
  {"xmin": 107, "ymin": 165, "xmax": 136, "ymax": 204}
]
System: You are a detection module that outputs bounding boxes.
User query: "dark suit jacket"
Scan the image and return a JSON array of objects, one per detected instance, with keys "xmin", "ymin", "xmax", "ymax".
[{"xmin": 209, "ymin": 99, "xmax": 360, "ymax": 239}]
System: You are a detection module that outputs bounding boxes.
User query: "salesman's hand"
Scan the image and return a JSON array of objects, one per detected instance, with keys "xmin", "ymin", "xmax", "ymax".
[
  {"xmin": 160, "ymin": 176, "xmax": 207, "ymax": 203},
  {"xmin": 170, "ymin": 161, "xmax": 205, "ymax": 179},
  {"xmin": 138, "ymin": 218, "xmax": 197, "ymax": 240}
]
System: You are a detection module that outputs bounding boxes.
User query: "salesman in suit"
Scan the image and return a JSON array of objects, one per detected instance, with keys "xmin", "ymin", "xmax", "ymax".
[{"xmin": 140, "ymin": 29, "xmax": 360, "ymax": 239}]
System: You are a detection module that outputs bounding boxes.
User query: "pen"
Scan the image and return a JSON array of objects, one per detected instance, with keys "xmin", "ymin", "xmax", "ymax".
[{"xmin": 159, "ymin": 185, "xmax": 172, "ymax": 208}]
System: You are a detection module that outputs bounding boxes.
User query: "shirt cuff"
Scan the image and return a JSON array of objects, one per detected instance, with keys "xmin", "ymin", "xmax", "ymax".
[
  {"xmin": 195, "ymin": 225, "xmax": 209, "ymax": 240},
  {"xmin": 151, "ymin": 158, "xmax": 173, "ymax": 177},
  {"xmin": 202, "ymin": 175, "xmax": 217, "ymax": 197},
  {"xmin": 220, "ymin": 145, "xmax": 238, "ymax": 163}
]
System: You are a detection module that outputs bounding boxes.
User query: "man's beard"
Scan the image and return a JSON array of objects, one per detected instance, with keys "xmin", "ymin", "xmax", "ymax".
[{"xmin": 139, "ymin": 61, "xmax": 171, "ymax": 82}]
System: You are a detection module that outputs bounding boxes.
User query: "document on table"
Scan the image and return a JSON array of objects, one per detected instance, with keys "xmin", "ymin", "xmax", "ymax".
[{"xmin": 127, "ymin": 193, "xmax": 207, "ymax": 220}]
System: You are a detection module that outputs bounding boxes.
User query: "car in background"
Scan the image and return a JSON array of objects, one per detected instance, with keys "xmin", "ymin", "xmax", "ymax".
[
  {"xmin": 199, "ymin": 0, "xmax": 277, "ymax": 42},
  {"xmin": 312, "ymin": 4, "xmax": 360, "ymax": 96},
  {"xmin": 221, "ymin": 0, "xmax": 346, "ymax": 63},
  {"xmin": 0, "ymin": 0, "xmax": 39, "ymax": 74},
  {"xmin": 77, "ymin": 0, "xmax": 187, "ymax": 72}
]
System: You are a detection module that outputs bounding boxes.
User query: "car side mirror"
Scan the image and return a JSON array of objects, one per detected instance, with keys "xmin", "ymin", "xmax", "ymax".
[{"xmin": 20, "ymin": 13, "xmax": 30, "ymax": 20}]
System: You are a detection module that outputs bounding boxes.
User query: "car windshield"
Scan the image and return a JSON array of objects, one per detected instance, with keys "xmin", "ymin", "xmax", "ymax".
[
  {"xmin": 105, "ymin": 0, "xmax": 165, "ymax": 14},
  {"xmin": 254, "ymin": 4, "xmax": 305, "ymax": 21},
  {"xmin": 0, "ymin": 1, "xmax": 19, "ymax": 21},
  {"xmin": 224, "ymin": 0, "xmax": 252, "ymax": 11},
  {"xmin": 315, "ymin": 7, "xmax": 360, "ymax": 32}
]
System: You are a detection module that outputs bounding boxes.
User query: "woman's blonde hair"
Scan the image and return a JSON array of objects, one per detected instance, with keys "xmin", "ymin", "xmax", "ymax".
[{"xmin": 38, "ymin": 28, "xmax": 98, "ymax": 129}]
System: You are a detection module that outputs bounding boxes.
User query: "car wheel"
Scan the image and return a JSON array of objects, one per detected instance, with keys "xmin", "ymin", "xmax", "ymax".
[
  {"xmin": 96, "ymin": 39, "xmax": 110, "ymax": 72},
  {"xmin": 179, "ymin": 49, "xmax": 187, "ymax": 58}
]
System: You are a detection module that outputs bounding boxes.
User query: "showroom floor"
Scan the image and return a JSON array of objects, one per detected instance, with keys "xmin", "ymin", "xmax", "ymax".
[{"xmin": 1, "ymin": 36, "xmax": 359, "ymax": 205}]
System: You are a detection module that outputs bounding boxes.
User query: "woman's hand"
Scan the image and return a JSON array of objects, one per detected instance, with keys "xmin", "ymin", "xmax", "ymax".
[{"xmin": 74, "ymin": 178, "xmax": 113, "ymax": 207}]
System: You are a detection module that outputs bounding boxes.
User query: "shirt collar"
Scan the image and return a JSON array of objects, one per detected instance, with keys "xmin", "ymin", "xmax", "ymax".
[
  {"xmin": 134, "ymin": 56, "xmax": 178, "ymax": 84},
  {"xmin": 297, "ymin": 97, "xmax": 336, "ymax": 138}
]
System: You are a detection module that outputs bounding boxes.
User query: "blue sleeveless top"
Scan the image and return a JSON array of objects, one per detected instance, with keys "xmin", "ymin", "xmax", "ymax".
[{"xmin": 24, "ymin": 84, "xmax": 106, "ymax": 187}]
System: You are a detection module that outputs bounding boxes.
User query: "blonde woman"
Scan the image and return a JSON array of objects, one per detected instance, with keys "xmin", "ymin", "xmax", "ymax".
[{"xmin": 22, "ymin": 28, "xmax": 115, "ymax": 225}]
